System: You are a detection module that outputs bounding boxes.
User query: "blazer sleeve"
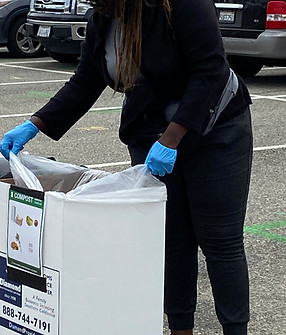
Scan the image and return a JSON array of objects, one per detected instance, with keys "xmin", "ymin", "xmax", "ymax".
[
  {"xmin": 33, "ymin": 16, "xmax": 107, "ymax": 141},
  {"xmin": 170, "ymin": 0, "xmax": 230, "ymax": 134}
]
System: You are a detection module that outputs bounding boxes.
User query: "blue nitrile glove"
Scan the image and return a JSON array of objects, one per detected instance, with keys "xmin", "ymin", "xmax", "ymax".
[
  {"xmin": 145, "ymin": 141, "xmax": 177, "ymax": 177},
  {"xmin": 0, "ymin": 120, "xmax": 39, "ymax": 160}
]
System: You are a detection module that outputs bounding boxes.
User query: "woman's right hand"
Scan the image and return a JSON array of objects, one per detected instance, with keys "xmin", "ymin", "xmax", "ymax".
[{"xmin": 0, "ymin": 120, "xmax": 39, "ymax": 160}]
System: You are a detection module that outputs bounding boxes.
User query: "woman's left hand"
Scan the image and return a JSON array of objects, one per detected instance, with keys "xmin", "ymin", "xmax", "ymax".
[
  {"xmin": 145, "ymin": 141, "xmax": 177, "ymax": 176},
  {"xmin": 145, "ymin": 122, "xmax": 188, "ymax": 176}
]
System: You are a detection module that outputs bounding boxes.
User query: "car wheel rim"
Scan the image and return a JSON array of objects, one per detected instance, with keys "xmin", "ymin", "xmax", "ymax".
[{"xmin": 16, "ymin": 23, "xmax": 42, "ymax": 54}]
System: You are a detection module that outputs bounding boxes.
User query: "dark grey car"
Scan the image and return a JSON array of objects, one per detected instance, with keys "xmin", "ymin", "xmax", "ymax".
[
  {"xmin": 0, "ymin": 0, "xmax": 44, "ymax": 57},
  {"xmin": 215, "ymin": 0, "xmax": 286, "ymax": 77}
]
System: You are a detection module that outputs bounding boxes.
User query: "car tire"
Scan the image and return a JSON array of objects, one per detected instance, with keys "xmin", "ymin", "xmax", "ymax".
[
  {"xmin": 227, "ymin": 56, "xmax": 263, "ymax": 78},
  {"xmin": 46, "ymin": 50, "xmax": 79, "ymax": 63},
  {"xmin": 7, "ymin": 16, "xmax": 45, "ymax": 58}
]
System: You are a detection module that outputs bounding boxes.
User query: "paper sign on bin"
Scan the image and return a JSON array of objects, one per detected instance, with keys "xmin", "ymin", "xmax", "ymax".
[{"xmin": 7, "ymin": 186, "xmax": 45, "ymax": 277}]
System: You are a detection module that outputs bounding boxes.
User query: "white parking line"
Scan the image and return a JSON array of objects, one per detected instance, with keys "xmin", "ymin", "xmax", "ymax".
[
  {"xmin": 0, "ymin": 107, "xmax": 121, "ymax": 119},
  {"xmin": 90, "ymin": 106, "xmax": 121, "ymax": 111},
  {"xmin": 0, "ymin": 63, "xmax": 74, "ymax": 75},
  {"xmin": 0, "ymin": 113, "xmax": 33, "ymax": 118},
  {"xmin": 86, "ymin": 144, "xmax": 286, "ymax": 169},
  {"xmin": 0, "ymin": 109, "xmax": 285, "ymax": 154},
  {"xmin": 1, "ymin": 76, "xmax": 286, "ymax": 104},
  {"xmin": 251, "ymin": 94, "xmax": 286, "ymax": 102},
  {"xmin": 0, "ymin": 79, "xmax": 68, "ymax": 86},
  {"xmin": 261, "ymin": 66, "xmax": 286, "ymax": 71},
  {"xmin": 253, "ymin": 144, "xmax": 286, "ymax": 151},
  {"xmin": 86, "ymin": 143, "xmax": 286, "ymax": 169},
  {"xmin": 2, "ymin": 60, "xmax": 58, "ymax": 64}
]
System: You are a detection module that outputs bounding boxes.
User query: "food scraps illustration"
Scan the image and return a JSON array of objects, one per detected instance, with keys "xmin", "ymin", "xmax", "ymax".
[
  {"xmin": 26, "ymin": 215, "xmax": 39, "ymax": 227},
  {"xmin": 11, "ymin": 241, "xmax": 19, "ymax": 250},
  {"xmin": 10, "ymin": 212, "xmax": 39, "ymax": 253},
  {"xmin": 10, "ymin": 233, "xmax": 22, "ymax": 251},
  {"xmin": 26, "ymin": 215, "xmax": 34, "ymax": 226}
]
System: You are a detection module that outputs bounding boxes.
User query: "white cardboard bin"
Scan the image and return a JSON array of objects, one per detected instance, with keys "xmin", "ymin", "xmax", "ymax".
[{"xmin": 0, "ymin": 161, "xmax": 167, "ymax": 335}]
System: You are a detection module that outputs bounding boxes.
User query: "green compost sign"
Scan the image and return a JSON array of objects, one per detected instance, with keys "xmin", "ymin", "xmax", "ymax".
[{"xmin": 244, "ymin": 221, "xmax": 286, "ymax": 244}]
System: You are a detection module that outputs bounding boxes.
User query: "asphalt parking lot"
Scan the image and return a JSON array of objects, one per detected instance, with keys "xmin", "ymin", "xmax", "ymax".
[{"xmin": 0, "ymin": 47, "xmax": 285, "ymax": 335}]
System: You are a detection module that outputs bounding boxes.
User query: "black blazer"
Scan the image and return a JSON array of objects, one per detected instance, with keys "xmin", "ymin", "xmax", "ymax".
[{"xmin": 34, "ymin": 0, "xmax": 251, "ymax": 147}]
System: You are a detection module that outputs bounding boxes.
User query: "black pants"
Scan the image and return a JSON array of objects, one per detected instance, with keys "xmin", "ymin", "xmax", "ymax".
[{"xmin": 128, "ymin": 107, "xmax": 253, "ymax": 335}]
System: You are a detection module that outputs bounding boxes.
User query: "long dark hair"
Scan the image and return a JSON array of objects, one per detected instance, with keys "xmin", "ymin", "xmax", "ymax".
[{"xmin": 90, "ymin": 0, "xmax": 171, "ymax": 92}]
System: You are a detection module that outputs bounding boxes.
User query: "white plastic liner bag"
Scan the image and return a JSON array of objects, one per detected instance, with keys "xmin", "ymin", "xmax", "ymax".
[
  {"xmin": 66, "ymin": 163, "xmax": 167, "ymax": 202},
  {"xmin": 6, "ymin": 152, "xmax": 167, "ymax": 203},
  {"xmin": 9, "ymin": 152, "xmax": 44, "ymax": 191},
  {"xmin": 7, "ymin": 152, "xmax": 109, "ymax": 193}
]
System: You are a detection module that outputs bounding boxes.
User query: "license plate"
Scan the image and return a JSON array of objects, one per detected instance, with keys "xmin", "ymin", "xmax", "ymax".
[
  {"xmin": 219, "ymin": 10, "xmax": 235, "ymax": 23},
  {"xmin": 37, "ymin": 25, "xmax": 51, "ymax": 38}
]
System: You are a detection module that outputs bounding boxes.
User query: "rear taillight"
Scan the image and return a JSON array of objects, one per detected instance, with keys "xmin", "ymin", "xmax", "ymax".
[{"xmin": 266, "ymin": 1, "xmax": 286, "ymax": 29}]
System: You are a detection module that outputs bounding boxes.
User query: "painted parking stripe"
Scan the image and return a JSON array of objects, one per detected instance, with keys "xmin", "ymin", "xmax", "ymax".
[
  {"xmin": 253, "ymin": 144, "xmax": 286, "ymax": 151},
  {"xmin": 2, "ymin": 60, "xmax": 58, "ymax": 64},
  {"xmin": 86, "ymin": 143, "xmax": 286, "ymax": 168},
  {"xmin": 1, "ymin": 76, "xmax": 286, "ymax": 102},
  {"xmin": 0, "ymin": 109, "xmax": 285, "ymax": 150},
  {"xmin": 1, "ymin": 60, "xmax": 285, "ymax": 69},
  {"xmin": 1, "ymin": 75, "xmax": 286, "ymax": 104},
  {"xmin": 87, "ymin": 144, "xmax": 286, "ymax": 168},
  {"xmin": 86, "ymin": 143, "xmax": 286, "ymax": 169},
  {"xmin": 0, "ymin": 107, "xmax": 121, "ymax": 118},
  {"xmin": 260, "ymin": 66, "xmax": 286, "ymax": 71},
  {"xmin": 0, "ymin": 79, "xmax": 68, "ymax": 86},
  {"xmin": 251, "ymin": 94, "xmax": 286, "ymax": 102},
  {"xmin": 0, "ymin": 63, "xmax": 74, "ymax": 75},
  {"xmin": 90, "ymin": 107, "xmax": 121, "ymax": 112}
]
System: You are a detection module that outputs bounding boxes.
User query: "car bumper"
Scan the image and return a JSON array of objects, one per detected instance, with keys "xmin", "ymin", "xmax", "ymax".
[
  {"xmin": 27, "ymin": 19, "xmax": 87, "ymax": 41},
  {"xmin": 28, "ymin": 19, "xmax": 87, "ymax": 41},
  {"xmin": 26, "ymin": 21, "xmax": 86, "ymax": 54},
  {"xmin": 223, "ymin": 29, "xmax": 286, "ymax": 60}
]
